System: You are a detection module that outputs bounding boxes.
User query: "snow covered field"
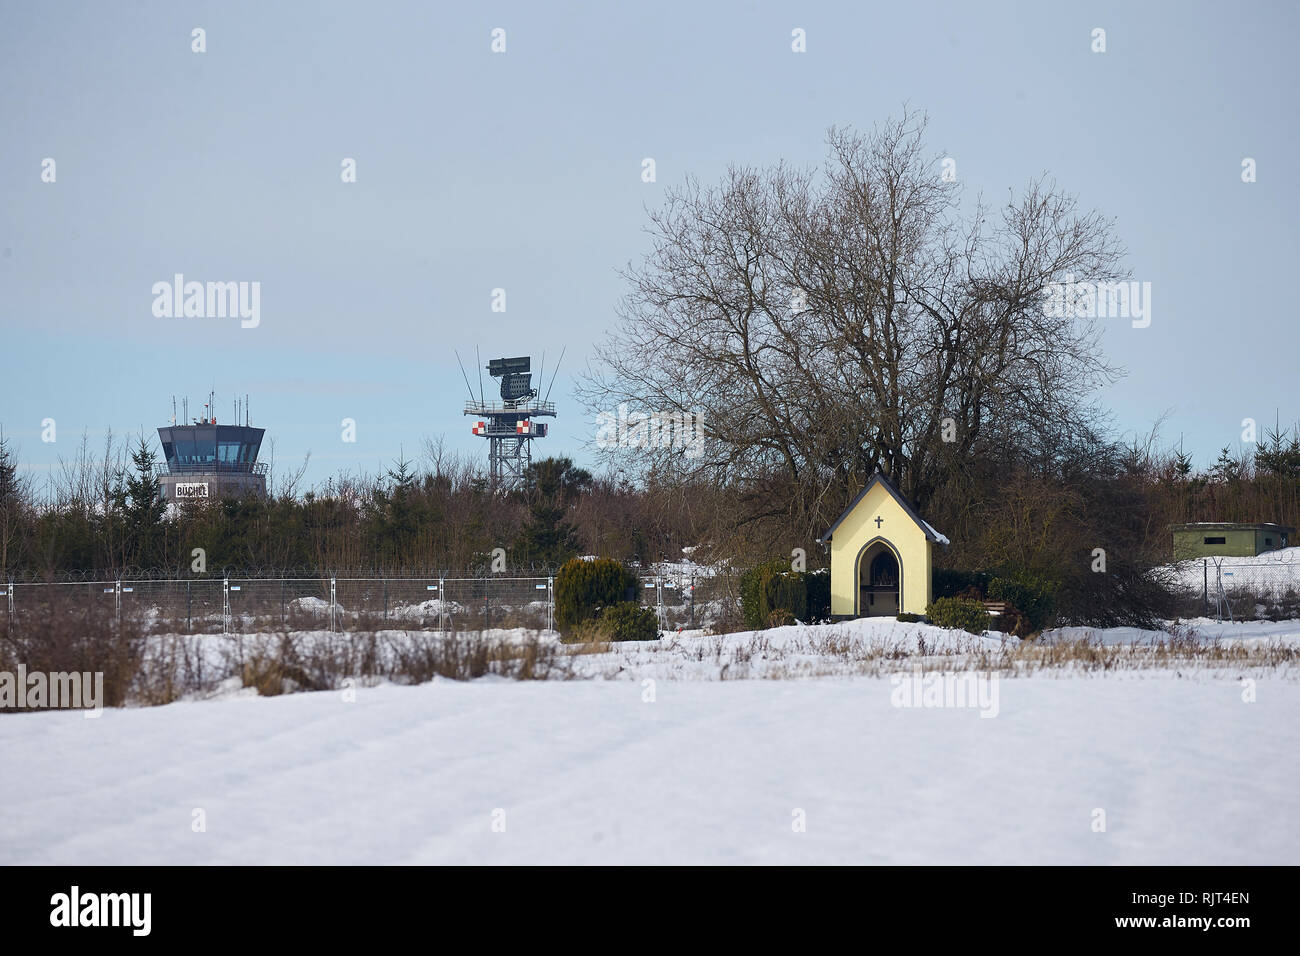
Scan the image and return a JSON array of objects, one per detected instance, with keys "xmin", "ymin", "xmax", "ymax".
[{"xmin": 3, "ymin": 617, "xmax": 1297, "ymax": 865}]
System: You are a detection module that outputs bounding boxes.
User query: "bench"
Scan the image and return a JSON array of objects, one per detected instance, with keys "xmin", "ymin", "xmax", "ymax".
[{"xmin": 981, "ymin": 601, "xmax": 1007, "ymax": 616}]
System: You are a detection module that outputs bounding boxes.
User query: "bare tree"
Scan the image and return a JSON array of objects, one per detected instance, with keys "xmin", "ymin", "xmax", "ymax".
[{"xmin": 580, "ymin": 111, "xmax": 1126, "ymax": 541}]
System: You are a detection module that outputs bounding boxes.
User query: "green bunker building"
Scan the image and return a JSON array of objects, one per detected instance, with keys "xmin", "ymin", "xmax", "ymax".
[{"xmin": 1171, "ymin": 522, "xmax": 1294, "ymax": 560}]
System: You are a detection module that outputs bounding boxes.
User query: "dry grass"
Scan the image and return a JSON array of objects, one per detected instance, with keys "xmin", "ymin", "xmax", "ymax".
[
  {"xmin": 0, "ymin": 602, "xmax": 145, "ymax": 709},
  {"xmin": 571, "ymin": 624, "xmax": 1300, "ymax": 681},
  {"xmin": 1, "ymin": 606, "xmax": 571, "ymax": 711},
  {"xmin": 5, "ymin": 600, "xmax": 1296, "ymax": 714}
]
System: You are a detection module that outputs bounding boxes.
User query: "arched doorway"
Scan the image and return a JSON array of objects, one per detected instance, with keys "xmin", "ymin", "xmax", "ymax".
[{"xmin": 857, "ymin": 540, "xmax": 900, "ymax": 617}]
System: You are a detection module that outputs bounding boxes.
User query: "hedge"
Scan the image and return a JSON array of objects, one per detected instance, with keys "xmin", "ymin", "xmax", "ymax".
[{"xmin": 554, "ymin": 557, "xmax": 639, "ymax": 630}]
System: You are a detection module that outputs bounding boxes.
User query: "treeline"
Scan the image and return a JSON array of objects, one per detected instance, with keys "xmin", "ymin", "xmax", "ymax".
[
  {"xmin": 2, "ymin": 425, "xmax": 1299, "ymax": 627},
  {"xmin": 930, "ymin": 427, "xmax": 1300, "ymax": 626},
  {"xmin": 0, "ymin": 434, "xmax": 715, "ymax": 577}
]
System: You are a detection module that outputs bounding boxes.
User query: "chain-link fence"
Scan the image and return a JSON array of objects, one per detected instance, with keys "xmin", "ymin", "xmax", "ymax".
[
  {"xmin": 640, "ymin": 573, "xmax": 740, "ymax": 631},
  {"xmin": 2, "ymin": 571, "xmax": 743, "ymax": 634},
  {"xmin": 3, "ymin": 576, "xmax": 554, "ymax": 634},
  {"xmin": 1185, "ymin": 557, "xmax": 1300, "ymax": 621}
]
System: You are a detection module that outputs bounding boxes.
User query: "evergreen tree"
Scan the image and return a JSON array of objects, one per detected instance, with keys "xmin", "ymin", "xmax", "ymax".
[
  {"xmin": 0, "ymin": 432, "xmax": 20, "ymax": 507},
  {"xmin": 371, "ymin": 450, "xmax": 421, "ymax": 566},
  {"xmin": 1256, "ymin": 424, "xmax": 1300, "ymax": 478},
  {"xmin": 512, "ymin": 458, "xmax": 592, "ymax": 567},
  {"xmin": 0, "ymin": 432, "xmax": 26, "ymax": 574},
  {"xmin": 123, "ymin": 434, "xmax": 166, "ymax": 567},
  {"xmin": 1210, "ymin": 446, "xmax": 1241, "ymax": 484}
]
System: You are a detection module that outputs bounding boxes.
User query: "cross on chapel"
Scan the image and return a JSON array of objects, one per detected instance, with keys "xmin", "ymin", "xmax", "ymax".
[{"xmin": 875, "ymin": 516, "xmax": 883, "ymax": 528}]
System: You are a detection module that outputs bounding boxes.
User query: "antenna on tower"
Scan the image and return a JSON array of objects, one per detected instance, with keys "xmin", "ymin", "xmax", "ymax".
[
  {"xmin": 475, "ymin": 346, "xmax": 484, "ymax": 406},
  {"xmin": 455, "ymin": 351, "xmax": 477, "ymax": 402},
  {"xmin": 543, "ymin": 346, "xmax": 566, "ymax": 404}
]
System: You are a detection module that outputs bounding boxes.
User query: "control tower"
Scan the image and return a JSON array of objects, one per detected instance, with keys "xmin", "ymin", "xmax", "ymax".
[{"xmin": 156, "ymin": 395, "xmax": 267, "ymax": 501}]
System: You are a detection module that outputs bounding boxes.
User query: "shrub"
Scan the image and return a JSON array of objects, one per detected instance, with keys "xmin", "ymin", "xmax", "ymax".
[
  {"xmin": 805, "ymin": 568, "xmax": 831, "ymax": 622},
  {"xmin": 554, "ymin": 557, "xmax": 639, "ymax": 630},
  {"xmin": 762, "ymin": 568, "xmax": 807, "ymax": 623},
  {"xmin": 765, "ymin": 608, "xmax": 796, "ymax": 628},
  {"xmin": 599, "ymin": 601, "xmax": 659, "ymax": 642},
  {"xmin": 739, "ymin": 559, "xmax": 791, "ymax": 629},
  {"xmin": 741, "ymin": 562, "xmax": 825, "ymax": 627},
  {"xmin": 1052, "ymin": 557, "xmax": 1178, "ymax": 629},
  {"xmin": 896, "ymin": 612, "xmax": 922, "ymax": 623},
  {"xmin": 988, "ymin": 570, "xmax": 1057, "ymax": 632},
  {"xmin": 925, "ymin": 597, "xmax": 990, "ymax": 634}
]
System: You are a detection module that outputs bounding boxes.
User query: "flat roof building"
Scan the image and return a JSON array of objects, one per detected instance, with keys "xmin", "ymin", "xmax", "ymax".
[
  {"xmin": 1171, "ymin": 522, "xmax": 1293, "ymax": 560},
  {"xmin": 156, "ymin": 420, "xmax": 267, "ymax": 501}
]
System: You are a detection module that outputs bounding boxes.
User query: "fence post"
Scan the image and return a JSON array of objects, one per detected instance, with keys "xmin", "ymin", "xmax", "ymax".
[
  {"xmin": 689, "ymin": 574, "xmax": 695, "ymax": 629},
  {"xmin": 1203, "ymin": 559, "xmax": 1208, "ymax": 617},
  {"xmin": 330, "ymin": 575, "xmax": 337, "ymax": 632},
  {"xmin": 547, "ymin": 575, "xmax": 554, "ymax": 633},
  {"xmin": 223, "ymin": 576, "xmax": 230, "ymax": 634},
  {"xmin": 656, "ymin": 576, "xmax": 665, "ymax": 631},
  {"xmin": 383, "ymin": 577, "xmax": 389, "ymax": 621},
  {"xmin": 115, "ymin": 579, "xmax": 122, "ymax": 628},
  {"xmin": 439, "ymin": 576, "xmax": 446, "ymax": 633},
  {"xmin": 6, "ymin": 579, "xmax": 13, "ymax": 622}
]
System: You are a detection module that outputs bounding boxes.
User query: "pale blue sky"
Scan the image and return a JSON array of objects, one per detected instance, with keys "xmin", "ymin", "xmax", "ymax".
[{"xmin": 2, "ymin": 0, "xmax": 1297, "ymax": 491}]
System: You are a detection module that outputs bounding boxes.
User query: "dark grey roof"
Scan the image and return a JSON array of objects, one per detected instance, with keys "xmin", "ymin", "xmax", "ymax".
[
  {"xmin": 817, "ymin": 472, "xmax": 944, "ymax": 544},
  {"xmin": 1170, "ymin": 522, "xmax": 1295, "ymax": 533}
]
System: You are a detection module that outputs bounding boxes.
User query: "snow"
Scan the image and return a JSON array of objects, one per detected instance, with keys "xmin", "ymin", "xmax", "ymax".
[
  {"xmin": 288, "ymin": 596, "xmax": 334, "ymax": 614},
  {"xmin": 1045, "ymin": 617, "xmax": 1300, "ymax": 647},
  {"xmin": 3, "ymin": 611, "xmax": 1298, "ymax": 864},
  {"xmin": 2, "ymin": 667, "xmax": 1295, "ymax": 865},
  {"xmin": 1166, "ymin": 547, "xmax": 1300, "ymax": 590},
  {"xmin": 387, "ymin": 598, "xmax": 465, "ymax": 620},
  {"xmin": 921, "ymin": 520, "xmax": 951, "ymax": 546}
]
